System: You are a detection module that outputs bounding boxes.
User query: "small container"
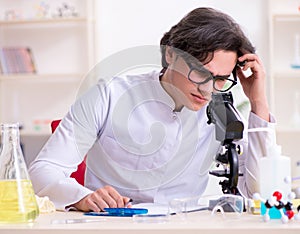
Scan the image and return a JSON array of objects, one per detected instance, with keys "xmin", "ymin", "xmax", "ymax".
[
  {"xmin": 247, "ymin": 199, "xmax": 261, "ymax": 215},
  {"xmin": 0, "ymin": 123, "xmax": 39, "ymax": 223},
  {"xmin": 291, "ymin": 34, "xmax": 300, "ymax": 69}
]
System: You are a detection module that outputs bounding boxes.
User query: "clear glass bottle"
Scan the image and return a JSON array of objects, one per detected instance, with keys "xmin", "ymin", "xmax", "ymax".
[{"xmin": 0, "ymin": 123, "xmax": 39, "ymax": 223}]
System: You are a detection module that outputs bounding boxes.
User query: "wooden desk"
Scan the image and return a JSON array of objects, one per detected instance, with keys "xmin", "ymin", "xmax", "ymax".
[{"xmin": 0, "ymin": 211, "xmax": 300, "ymax": 234}]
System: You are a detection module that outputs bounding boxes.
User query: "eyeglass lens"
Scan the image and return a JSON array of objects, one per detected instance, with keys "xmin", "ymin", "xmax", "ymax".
[{"xmin": 188, "ymin": 68, "xmax": 235, "ymax": 92}]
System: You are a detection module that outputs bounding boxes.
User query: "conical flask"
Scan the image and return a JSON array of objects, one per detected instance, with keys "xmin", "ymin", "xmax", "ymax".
[{"xmin": 0, "ymin": 123, "xmax": 39, "ymax": 223}]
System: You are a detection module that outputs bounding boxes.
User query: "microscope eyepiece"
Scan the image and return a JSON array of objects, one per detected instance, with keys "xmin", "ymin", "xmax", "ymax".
[{"xmin": 206, "ymin": 92, "xmax": 244, "ymax": 142}]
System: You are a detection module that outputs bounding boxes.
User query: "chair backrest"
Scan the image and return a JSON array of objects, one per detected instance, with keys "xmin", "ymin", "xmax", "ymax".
[{"xmin": 51, "ymin": 120, "xmax": 86, "ymax": 186}]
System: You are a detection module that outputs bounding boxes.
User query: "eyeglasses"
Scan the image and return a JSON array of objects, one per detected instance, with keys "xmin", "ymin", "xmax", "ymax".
[{"xmin": 184, "ymin": 59, "xmax": 238, "ymax": 92}]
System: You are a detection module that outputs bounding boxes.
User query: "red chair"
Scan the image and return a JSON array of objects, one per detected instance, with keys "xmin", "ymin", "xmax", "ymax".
[{"xmin": 51, "ymin": 120, "xmax": 86, "ymax": 186}]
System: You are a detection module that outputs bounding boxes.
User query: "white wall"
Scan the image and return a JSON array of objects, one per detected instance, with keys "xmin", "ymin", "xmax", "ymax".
[{"xmin": 94, "ymin": 0, "xmax": 269, "ymax": 73}]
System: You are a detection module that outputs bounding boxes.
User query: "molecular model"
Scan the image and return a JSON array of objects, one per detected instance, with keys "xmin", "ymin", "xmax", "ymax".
[
  {"xmin": 296, "ymin": 206, "xmax": 300, "ymax": 221},
  {"xmin": 52, "ymin": 2, "xmax": 78, "ymax": 18},
  {"xmin": 253, "ymin": 191, "xmax": 300, "ymax": 223}
]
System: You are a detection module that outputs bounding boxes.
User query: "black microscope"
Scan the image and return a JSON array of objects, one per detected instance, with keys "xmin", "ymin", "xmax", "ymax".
[{"xmin": 206, "ymin": 91, "xmax": 244, "ymax": 196}]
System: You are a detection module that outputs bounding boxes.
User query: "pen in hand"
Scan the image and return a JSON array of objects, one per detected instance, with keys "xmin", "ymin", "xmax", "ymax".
[{"xmin": 124, "ymin": 198, "xmax": 133, "ymax": 208}]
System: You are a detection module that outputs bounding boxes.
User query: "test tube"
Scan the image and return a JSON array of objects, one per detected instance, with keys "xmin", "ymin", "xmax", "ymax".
[{"xmin": 291, "ymin": 34, "xmax": 300, "ymax": 68}]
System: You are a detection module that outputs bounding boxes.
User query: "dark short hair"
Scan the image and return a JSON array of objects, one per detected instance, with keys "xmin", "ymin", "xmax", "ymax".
[{"xmin": 160, "ymin": 7, "xmax": 255, "ymax": 67}]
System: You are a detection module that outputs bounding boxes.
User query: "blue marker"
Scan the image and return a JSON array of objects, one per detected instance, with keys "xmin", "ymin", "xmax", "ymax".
[{"xmin": 84, "ymin": 208, "xmax": 148, "ymax": 217}]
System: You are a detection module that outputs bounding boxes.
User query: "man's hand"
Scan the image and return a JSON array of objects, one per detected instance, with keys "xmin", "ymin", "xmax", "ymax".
[
  {"xmin": 72, "ymin": 185, "xmax": 132, "ymax": 212},
  {"xmin": 237, "ymin": 53, "xmax": 270, "ymax": 122}
]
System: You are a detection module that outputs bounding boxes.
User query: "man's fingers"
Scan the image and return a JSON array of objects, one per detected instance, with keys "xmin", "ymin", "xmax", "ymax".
[
  {"xmin": 123, "ymin": 197, "xmax": 133, "ymax": 207},
  {"xmin": 73, "ymin": 185, "xmax": 130, "ymax": 212},
  {"xmin": 95, "ymin": 186, "xmax": 118, "ymax": 208},
  {"xmin": 85, "ymin": 198, "xmax": 102, "ymax": 212},
  {"xmin": 95, "ymin": 185, "xmax": 128, "ymax": 208},
  {"xmin": 87, "ymin": 191, "xmax": 109, "ymax": 211}
]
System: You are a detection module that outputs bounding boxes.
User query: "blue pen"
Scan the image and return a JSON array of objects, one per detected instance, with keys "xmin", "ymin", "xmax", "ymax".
[{"xmin": 84, "ymin": 208, "xmax": 148, "ymax": 217}]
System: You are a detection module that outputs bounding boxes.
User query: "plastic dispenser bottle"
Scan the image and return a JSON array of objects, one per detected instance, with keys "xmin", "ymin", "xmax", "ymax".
[
  {"xmin": 0, "ymin": 123, "xmax": 39, "ymax": 223},
  {"xmin": 259, "ymin": 138, "xmax": 291, "ymax": 218}
]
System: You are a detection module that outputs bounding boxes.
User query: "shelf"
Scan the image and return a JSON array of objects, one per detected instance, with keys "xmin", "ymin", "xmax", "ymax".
[
  {"xmin": 20, "ymin": 130, "xmax": 51, "ymax": 137},
  {"xmin": 0, "ymin": 17, "xmax": 90, "ymax": 26},
  {"xmin": 269, "ymin": 0, "xmax": 300, "ymax": 179},
  {"xmin": 273, "ymin": 69, "xmax": 300, "ymax": 79},
  {"xmin": 0, "ymin": 0, "xmax": 95, "ymax": 140},
  {"xmin": 0, "ymin": 73, "xmax": 84, "ymax": 82},
  {"xmin": 273, "ymin": 13, "xmax": 300, "ymax": 21}
]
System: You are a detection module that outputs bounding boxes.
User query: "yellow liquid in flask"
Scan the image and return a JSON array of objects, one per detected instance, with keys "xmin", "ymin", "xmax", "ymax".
[{"xmin": 0, "ymin": 180, "xmax": 39, "ymax": 223}]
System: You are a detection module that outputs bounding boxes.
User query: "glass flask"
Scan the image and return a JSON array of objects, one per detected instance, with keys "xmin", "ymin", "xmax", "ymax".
[{"xmin": 0, "ymin": 123, "xmax": 39, "ymax": 223}]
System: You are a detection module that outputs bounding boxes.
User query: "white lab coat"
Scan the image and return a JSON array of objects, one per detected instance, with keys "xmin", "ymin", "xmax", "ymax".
[{"xmin": 29, "ymin": 70, "xmax": 276, "ymax": 210}]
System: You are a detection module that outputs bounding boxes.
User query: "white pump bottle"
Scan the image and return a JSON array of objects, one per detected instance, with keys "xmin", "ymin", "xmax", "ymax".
[{"xmin": 259, "ymin": 142, "xmax": 291, "ymax": 200}]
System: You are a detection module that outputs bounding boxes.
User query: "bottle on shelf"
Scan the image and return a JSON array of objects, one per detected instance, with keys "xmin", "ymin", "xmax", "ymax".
[
  {"xmin": 0, "ymin": 123, "xmax": 39, "ymax": 223},
  {"xmin": 291, "ymin": 33, "xmax": 300, "ymax": 69}
]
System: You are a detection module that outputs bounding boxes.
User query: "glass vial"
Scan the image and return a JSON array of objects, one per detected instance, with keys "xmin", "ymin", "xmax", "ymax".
[
  {"xmin": 291, "ymin": 34, "xmax": 300, "ymax": 69},
  {"xmin": 0, "ymin": 123, "xmax": 39, "ymax": 223}
]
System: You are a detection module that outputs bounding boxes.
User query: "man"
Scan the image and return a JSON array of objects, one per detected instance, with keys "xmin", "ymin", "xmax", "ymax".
[{"xmin": 29, "ymin": 7, "xmax": 275, "ymax": 211}]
